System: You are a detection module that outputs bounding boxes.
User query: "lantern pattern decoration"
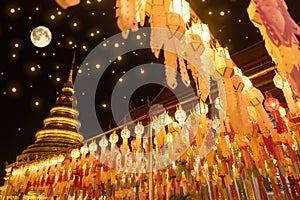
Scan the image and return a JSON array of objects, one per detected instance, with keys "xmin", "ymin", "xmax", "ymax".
[
  {"xmin": 55, "ymin": 0, "xmax": 80, "ymax": 10},
  {"xmin": 116, "ymin": 0, "xmax": 138, "ymax": 39},
  {"xmin": 264, "ymin": 92, "xmax": 288, "ymax": 134}
]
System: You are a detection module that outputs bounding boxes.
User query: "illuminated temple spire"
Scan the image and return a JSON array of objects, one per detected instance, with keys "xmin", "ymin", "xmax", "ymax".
[{"xmin": 16, "ymin": 52, "xmax": 83, "ymax": 163}]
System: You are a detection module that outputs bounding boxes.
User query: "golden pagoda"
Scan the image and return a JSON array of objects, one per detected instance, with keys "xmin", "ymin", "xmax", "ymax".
[{"xmin": 16, "ymin": 54, "xmax": 83, "ymax": 164}]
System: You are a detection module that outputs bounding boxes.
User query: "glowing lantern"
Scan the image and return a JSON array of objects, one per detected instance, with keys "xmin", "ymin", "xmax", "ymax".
[
  {"xmin": 195, "ymin": 100, "xmax": 208, "ymax": 115},
  {"xmin": 80, "ymin": 143, "xmax": 89, "ymax": 155},
  {"xmin": 121, "ymin": 126, "xmax": 131, "ymax": 139},
  {"xmin": 57, "ymin": 154, "xmax": 65, "ymax": 163},
  {"xmin": 99, "ymin": 136, "xmax": 108, "ymax": 148},
  {"xmin": 152, "ymin": 116, "xmax": 160, "ymax": 130},
  {"xmin": 264, "ymin": 93, "xmax": 280, "ymax": 112},
  {"xmin": 231, "ymin": 74, "xmax": 245, "ymax": 92},
  {"xmin": 50, "ymin": 156, "xmax": 58, "ymax": 166},
  {"xmin": 273, "ymin": 73, "xmax": 288, "ymax": 89},
  {"xmin": 164, "ymin": 112, "xmax": 173, "ymax": 125},
  {"xmin": 242, "ymin": 76, "xmax": 253, "ymax": 91},
  {"xmin": 215, "ymin": 43, "xmax": 234, "ymax": 78},
  {"xmin": 55, "ymin": 0, "xmax": 80, "ymax": 10},
  {"xmin": 71, "ymin": 148, "xmax": 80, "ymax": 159},
  {"xmin": 175, "ymin": 105, "xmax": 187, "ymax": 126},
  {"xmin": 190, "ymin": 23, "xmax": 211, "ymax": 43},
  {"xmin": 109, "ymin": 131, "xmax": 119, "ymax": 144},
  {"xmin": 169, "ymin": 0, "xmax": 190, "ymax": 23},
  {"xmin": 89, "ymin": 140, "xmax": 98, "ymax": 153},
  {"xmin": 134, "ymin": 122, "xmax": 144, "ymax": 136}
]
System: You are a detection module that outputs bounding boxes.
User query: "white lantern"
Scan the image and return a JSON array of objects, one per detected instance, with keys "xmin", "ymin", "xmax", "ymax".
[
  {"xmin": 214, "ymin": 97, "xmax": 223, "ymax": 110},
  {"xmin": 121, "ymin": 126, "xmax": 131, "ymax": 139},
  {"xmin": 134, "ymin": 122, "xmax": 144, "ymax": 136},
  {"xmin": 195, "ymin": 100, "xmax": 208, "ymax": 115},
  {"xmin": 89, "ymin": 140, "xmax": 98, "ymax": 152},
  {"xmin": 175, "ymin": 106, "xmax": 187, "ymax": 126},
  {"xmin": 191, "ymin": 23, "xmax": 211, "ymax": 43},
  {"xmin": 273, "ymin": 72, "xmax": 288, "ymax": 89},
  {"xmin": 169, "ymin": 0, "xmax": 190, "ymax": 23},
  {"xmin": 80, "ymin": 143, "xmax": 89, "ymax": 155},
  {"xmin": 99, "ymin": 136, "xmax": 108, "ymax": 148}
]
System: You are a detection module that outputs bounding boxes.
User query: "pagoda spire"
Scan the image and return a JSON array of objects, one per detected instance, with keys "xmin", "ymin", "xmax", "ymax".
[{"xmin": 16, "ymin": 53, "xmax": 83, "ymax": 163}]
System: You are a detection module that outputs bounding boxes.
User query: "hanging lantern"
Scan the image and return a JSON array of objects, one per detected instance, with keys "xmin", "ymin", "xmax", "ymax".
[
  {"xmin": 109, "ymin": 131, "xmax": 119, "ymax": 144},
  {"xmin": 152, "ymin": 116, "xmax": 161, "ymax": 130},
  {"xmin": 215, "ymin": 43, "xmax": 234, "ymax": 78},
  {"xmin": 57, "ymin": 154, "xmax": 65, "ymax": 163},
  {"xmin": 242, "ymin": 76, "xmax": 253, "ymax": 91},
  {"xmin": 273, "ymin": 72, "xmax": 289, "ymax": 89},
  {"xmin": 164, "ymin": 112, "xmax": 173, "ymax": 125},
  {"xmin": 195, "ymin": 100, "xmax": 208, "ymax": 115},
  {"xmin": 169, "ymin": 0, "xmax": 190, "ymax": 23},
  {"xmin": 99, "ymin": 136, "xmax": 108, "ymax": 148},
  {"xmin": 55, "ymin": 0, "xmax": 80, "ymax": 10},
  {"xmin": 158, "ymin": 112, "xmax": 166, "ymax": 127},
  {"xmin": 80, "ymin": 143, "xmax": 89, "ymax": 155},
  {"xmin": 71, "ymin": 149, "xmax": 80, "ymax": 159},
  {"xmin": 264, "ymin": 93, "xmax": 280, "ymax": 112},
  {"xmin": 231, "ymin": 74, "xmax": 245, "ymax": 92},
  {"xmin": 99, "ymin": 136, "xmax": 108, "ymax": 162},
  {"xmin": 121, "ymin": 126, "xmax": 131, "ymax": 139},
  {"xmin": 168, "ymin": 121, "xmax": 180, "ymax": 133},
  {"xmin": 175, "ymin": 105, "xmax": 187, "ymax": 126},
  {"xmin": 121, "ymin": 126, "xmax": 131, "ymax": 151},
  {"xmin": 134, "ymin": 121, "xmax": 144, "ymax": 136},
  {"xmin": 89, "ymin": 140, "xmax": 98, "ymax": 153},
  {"xmin": 50, "ymin": 156, "xmax": 58, "ymax": 166},
  {"xmin": 214, "ymin": 97, "xmax": 223, "ymax": 110},
  {"xmin": 190, "ymin": 22, "xmax": 211, "ymax": 43}
]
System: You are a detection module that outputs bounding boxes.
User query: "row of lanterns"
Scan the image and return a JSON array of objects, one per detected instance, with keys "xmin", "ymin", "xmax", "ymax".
[{"xmin": 70, "ymin": 100, "xmax": 210, "ymax": 159}]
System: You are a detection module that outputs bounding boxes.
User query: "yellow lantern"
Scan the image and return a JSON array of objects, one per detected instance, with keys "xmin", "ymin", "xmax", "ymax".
[
  {"xmin": 80, "ymin": 143, "xmax": 89, "ymax": 155},
  {"xmin": 71, "ymin": 148, "xmax": 80, "ymax": 159},
  {"xmin": 195, "ymin": 100, "xmax": 208, "ymax": 115},
  {"xmin": 109, "ymin": 131, "xmax": 119, "ymax": 144},
  {"xmin": 57, "ymin": 154, "xmax": 65, "ymax": 163},
  {"xmin": 215, "ymin": 43, "xmax": 234, "ymax": 78}
]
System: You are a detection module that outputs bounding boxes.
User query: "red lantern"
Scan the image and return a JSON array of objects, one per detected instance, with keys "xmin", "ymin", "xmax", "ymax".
[
  {"xmin": 264, "ymin": 93, "xmax": 288, "ymax": 134},
  {"xmin": 264, "ymin": 93, "xmax": 280, "ymax": 112}
]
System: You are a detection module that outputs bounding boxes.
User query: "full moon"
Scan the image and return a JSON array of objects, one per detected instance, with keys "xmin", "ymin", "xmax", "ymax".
[{"xmin": 30, "ymin": 26, "xmax": 52, "ymax": 48}]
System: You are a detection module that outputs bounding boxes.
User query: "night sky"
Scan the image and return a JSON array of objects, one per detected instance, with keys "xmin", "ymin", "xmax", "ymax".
[{"xmin": 0, "ymin": 0, "xmax": 299, "ymax": 184}]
